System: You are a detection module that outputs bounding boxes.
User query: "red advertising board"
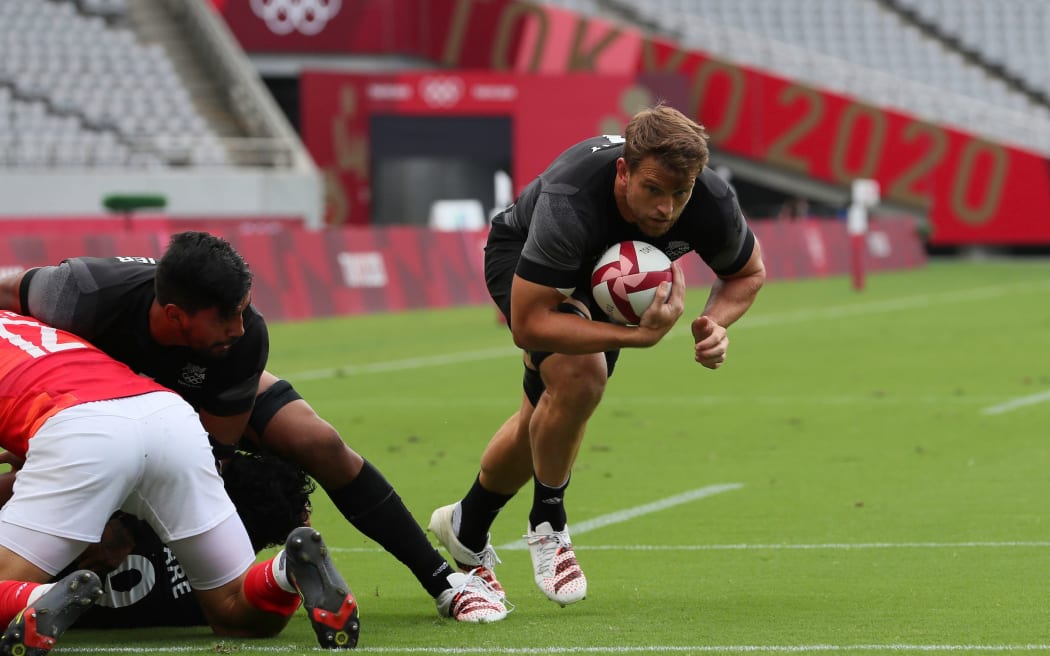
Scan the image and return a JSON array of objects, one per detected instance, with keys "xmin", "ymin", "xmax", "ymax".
[{"xmin": 1, "ymin": 220, "xmax": 923, "ymax": 322}]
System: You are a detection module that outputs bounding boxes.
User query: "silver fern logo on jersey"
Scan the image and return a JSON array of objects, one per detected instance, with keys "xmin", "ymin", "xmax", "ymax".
[
  {"xmin": 178, "ymin": 363, "xmax": 207, "ymax": 388},
  {"xmin": 666, "ymin": 241, "xmax": 690, "ymax": 261},
  {"xmin": 250, "ymin": 0, "xmax": 342, "ymax": 36}
]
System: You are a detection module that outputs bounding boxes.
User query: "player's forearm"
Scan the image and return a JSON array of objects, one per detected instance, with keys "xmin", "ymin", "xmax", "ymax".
[
  {"xmin": 0, "ymin": 271, "xmax": 26, "ymax": 313},
  {"xmin": 702, "ymin": 271, "xmax": 764, "ymax": 328},
  {"xmin": 702, "ymin": 244, "xmax": 765, "ymax": 327},
  {"xmin": 512, "ymin": 310, "xmax": 659, "ymax": 353}
]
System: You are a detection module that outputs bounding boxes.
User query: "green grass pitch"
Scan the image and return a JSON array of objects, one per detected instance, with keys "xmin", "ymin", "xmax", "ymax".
[{"xmin": 59, "ymin": 258, "xmax": 1050, "ymax": 654}]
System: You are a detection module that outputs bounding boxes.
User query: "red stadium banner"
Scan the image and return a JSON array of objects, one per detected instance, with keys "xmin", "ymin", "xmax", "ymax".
[
  {"xmin": 209, "ymin": 0, "xmax": 519, "ymax": 66},
  {"xmin": 217, "ymin": 0, "xmax": 1050, "ymax": 246},
  {"xmin": 0, "ymin": 220, "xmax": 923, "ymax": 322},
  {"xmin": 300, "ymin": 71, "xmax": 636, "ymax": 226},
  {"xmin": 0, "ymin": 216, "xmax": 303, "ymax": 237}
]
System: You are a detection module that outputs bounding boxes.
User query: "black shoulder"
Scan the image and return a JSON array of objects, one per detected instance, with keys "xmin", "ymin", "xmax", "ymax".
[
  {"xmin": 675, "ymin": 167, "xmax": 753, "ymax": 275},
  {"xmin": 61, "ymin": 257, "xmax": 157, "ymax": 295},
  {"xmin": 695, "ymin": 167, "xmax": 735, "ymax": 200}
]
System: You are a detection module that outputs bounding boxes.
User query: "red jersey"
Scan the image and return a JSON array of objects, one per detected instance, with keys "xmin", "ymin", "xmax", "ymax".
[{"xmin": 0, "ymin": 311, "xmax": 167, "ymax": 458}]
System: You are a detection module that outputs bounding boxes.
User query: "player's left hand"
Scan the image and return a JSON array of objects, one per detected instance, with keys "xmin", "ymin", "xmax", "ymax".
[{"xmin": 692, "ymin": 315, "xmax": 728, "ymax": 369}]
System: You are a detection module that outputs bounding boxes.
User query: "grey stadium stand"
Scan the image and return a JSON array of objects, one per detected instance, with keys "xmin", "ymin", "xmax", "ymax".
[
  {"xmin": 540, "ymin": 0, "xmax": 1050, "ymax": 155},
  {"xmin": 0, "ymin": 0, "xmax": 306, "ymax": 170},
  {"xmin": 0, "ymin": 0, "xmax": 319, "ymax": 226}
]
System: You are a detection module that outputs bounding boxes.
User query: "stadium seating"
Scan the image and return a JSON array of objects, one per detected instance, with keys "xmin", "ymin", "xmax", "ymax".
[
  {"xmin": 0, "ymin": 0, "xmax": 320, "ymax": 226},
  {"xmin": 0, "ymin": 0, "xmax": 221, "ymax": 168},
  {"xmin": 893, "ymin": 0, "xmax": 1050, "ymax": 100},
  {"xmin": 540, "ymin": 0, "xmax": 1050, "ymax": 155}
]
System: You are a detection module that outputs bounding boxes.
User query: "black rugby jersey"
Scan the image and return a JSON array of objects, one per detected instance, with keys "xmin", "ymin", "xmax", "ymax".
[
  {"xmin": 62, "ymin": 517, "xmax": 207, "ymax": 628},
  {"xmin": 19, "ymin": 257, "xmax": 267, "ymax": 416},
  {"xmin": 491, "ymin": 135, "xmax": 755, "ymax": 296}
]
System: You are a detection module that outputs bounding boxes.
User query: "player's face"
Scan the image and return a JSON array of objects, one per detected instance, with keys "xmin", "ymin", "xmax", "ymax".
[
  {"xmin": 618, "ymin": 157, "xmax": 696, "ymax": 237},
  {"xmin": 180, "ymin": 293, "xmax": 251, "ymax": 359}
]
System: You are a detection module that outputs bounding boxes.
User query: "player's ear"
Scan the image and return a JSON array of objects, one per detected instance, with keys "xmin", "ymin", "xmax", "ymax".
[{"xmin": 162, "ymin": 303, "xmax": 188, "ymax": 327}]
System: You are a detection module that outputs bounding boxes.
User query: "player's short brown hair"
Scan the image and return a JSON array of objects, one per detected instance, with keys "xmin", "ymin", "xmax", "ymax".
[{"xmin": 623, "ymin": 104, "xmax": 709, "ymax": 178}]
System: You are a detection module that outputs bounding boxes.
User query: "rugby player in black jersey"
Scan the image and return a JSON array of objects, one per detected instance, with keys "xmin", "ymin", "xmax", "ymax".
[
  {"xmin": 0, "ymin": 232, "xmax": 507, "ymax": 624},
  {"xmin": 427, "ymin": 104, "xmax": 767, "ymax": 606}
]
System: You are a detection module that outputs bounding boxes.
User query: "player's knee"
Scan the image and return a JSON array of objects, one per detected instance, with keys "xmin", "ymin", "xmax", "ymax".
[
  {"xmin": 263, "ymin": 410, "xmax": 363, "ymax": 481},
  {"xmin": 302, "ymin": 420, "xmax": 360, "ymax": 465},
  {"xmin": 544, "ymin": 356, "xmax": 607, "ymax": 409}
]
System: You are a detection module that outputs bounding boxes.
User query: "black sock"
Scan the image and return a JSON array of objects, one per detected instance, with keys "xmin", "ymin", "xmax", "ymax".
[
  {"xmin": 457, "ymin": 474, "xmax": 515, "ymax": 552},
  {"xmin": 529, "ymin": 474, "xmax": 569, "ymax": 531},
  {"xmin": 327, "ymin": 460, "xmax": 452, "ymax": 598}
]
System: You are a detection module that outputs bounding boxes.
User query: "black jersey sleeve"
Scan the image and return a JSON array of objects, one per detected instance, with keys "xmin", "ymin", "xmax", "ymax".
[
  {"xmin": 515, "ymin": 138, "xmax": 620, "ymax": 291},
  {"xmin": 20, "ymin": 262, "xmax": 102, "ymax": 340},
  {"xmin": 517, "ymin": 193, "xmax": 594, "ymax": 291},
  {"xmin": 688, "ymin": 169, "xmax": 756, "ymax": 277}
]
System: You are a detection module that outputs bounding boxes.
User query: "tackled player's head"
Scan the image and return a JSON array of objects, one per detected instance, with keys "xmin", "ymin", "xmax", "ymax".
[
  {"xmin": 155, "ymin": 231, "xmax": 253, "ymax": 357},
  {"xmin": 221, "ymin": 450, "xmax": 315, "ymax": 552}
]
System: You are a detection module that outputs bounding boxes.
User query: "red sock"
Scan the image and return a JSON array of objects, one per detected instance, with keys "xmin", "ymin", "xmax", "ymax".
[
  {"xmin": 0, "ymin": 580, "xmax": 40, "ymax": 625},
  {"xmin": 243, "ymin": 558, "xmax": 301, "ymax": 616}
]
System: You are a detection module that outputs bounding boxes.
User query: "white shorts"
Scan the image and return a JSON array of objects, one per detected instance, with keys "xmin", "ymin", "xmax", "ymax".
[{"xmin": 0, "ymin": 391, "xmax": 255, "ymax": 588}]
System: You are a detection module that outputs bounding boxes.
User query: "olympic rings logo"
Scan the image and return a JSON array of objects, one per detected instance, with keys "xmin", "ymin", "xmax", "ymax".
[
  {"xmin": 420, "ymin": 77, "xmax": 465, "ymax": 108},
  {"xmin": 250, "ymin": 0, "xmax": 342, "ymax": 36}
]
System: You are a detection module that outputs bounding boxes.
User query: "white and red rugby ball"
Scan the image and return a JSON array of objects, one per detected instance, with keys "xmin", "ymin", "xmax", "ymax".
[{"xmin": 590, "ymin": 240, "xmax": 672, "ymax": 325}]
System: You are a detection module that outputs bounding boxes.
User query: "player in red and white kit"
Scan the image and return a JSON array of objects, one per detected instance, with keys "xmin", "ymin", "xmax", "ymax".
[{"xmin": 0, "ymin": 311, "xmax": 359, "ymax": 654}]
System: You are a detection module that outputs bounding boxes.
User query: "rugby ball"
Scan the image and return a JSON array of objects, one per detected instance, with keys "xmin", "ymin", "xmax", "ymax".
[{"xmin": 591, "ymin": 240, "xmax": 672, "ymax": 325}]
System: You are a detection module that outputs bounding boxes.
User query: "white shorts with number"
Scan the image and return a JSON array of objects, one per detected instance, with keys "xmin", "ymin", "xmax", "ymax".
[{"xmin": 0, "ymin": 391, "xmax": 255, "ymax": 589}]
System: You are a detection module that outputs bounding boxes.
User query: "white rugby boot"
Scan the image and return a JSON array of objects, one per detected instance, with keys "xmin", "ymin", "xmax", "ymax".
[{"xmin": 526, "ymin": 521, "xmax": 587, "ymax": 606}]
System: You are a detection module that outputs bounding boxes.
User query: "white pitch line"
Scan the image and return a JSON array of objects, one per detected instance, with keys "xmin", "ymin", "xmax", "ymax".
[
  {"xmin": 284, "ymin": 281, "xmax": 1049, "ymax": 382},
  {"xmin": 334, "ymin": 395, "xmax": 1005, "ymax": 407},
  {"xmin": 981, "ymin": 389, "xmax": 1050, "ymax": 415},
  {"xmin": 729, "ymin": 281, "xmax": 1050, "ymax": 332},
  {"xmin": 350, "ymin": 647, "xmax": 1050, "ymax": 654},
  {"xmin": 53, "ymin": 643, "xmax": 1050, "ymax": 653},
  {"xmin": 289, "ymin": 346, "xmax": 518, "ymax": 381},
  {"xmin": 580, "ymin": 541, "xmax": 1050, "ymax": 551},
  {"xmin": 328, "ymin": 540, "xmax": 1050, "ymax": 556},
  {"xmin": 496, "ymin": 483, "xmax": 743, "ymax": 551},
  {"xmin": 325, "ymin": 484, "xmax": 745, "ymax": 556}
]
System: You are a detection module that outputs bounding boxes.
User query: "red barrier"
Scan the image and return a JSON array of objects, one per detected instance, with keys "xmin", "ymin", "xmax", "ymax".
[
  {"xmin": 0, "ymin": 216, "xmax": 303, "ymax": 237},
  {"xmin": 2, "ymin": 219, "xmax": 923, "ymax": 322}
]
